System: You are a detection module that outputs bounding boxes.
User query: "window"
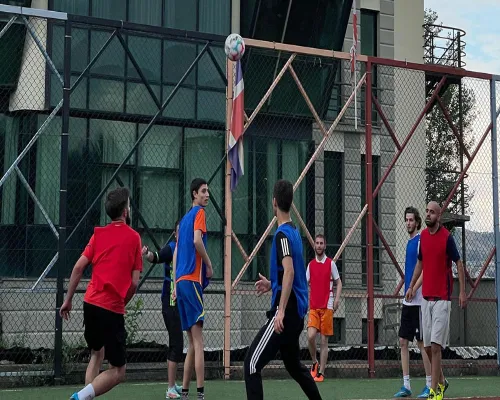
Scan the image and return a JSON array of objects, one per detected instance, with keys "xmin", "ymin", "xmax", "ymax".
[
  {"xmin": 328, "ymin": 318, "xmax": 345, "ymax": 345},
  {"xmin": 361, "ymin": 154, "xmax": 380, "ymax": 286},
  {"xmin": 362, "ymin": 318, "xmax": 380, "ymax": 345},
  {"xmin": 51, "ymin": 0, "xmax": 231, "ymax": 34},
  {"xmin": 324, "ymin": 151, "xmax": 343, "ymax": 277},
  {"xmin": 360, "ymin": 9, "xmax": 378, "ymax": 124}
]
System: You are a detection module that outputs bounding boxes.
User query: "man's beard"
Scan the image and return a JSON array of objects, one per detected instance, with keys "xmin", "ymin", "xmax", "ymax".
[
  {"xmin": 126, "ymin": 215, "xmax": 131, "ymax": 226},
  {"xmin": 315, "ymin": 249, "xmax": 324, "ymax": 258},
  {"xmin": 425, "ymin": 219, "xmax": 436, "ymax": 227},
  {"xmin": 407, "ymin": 227, "xmax": 416, "ymax": 235}
]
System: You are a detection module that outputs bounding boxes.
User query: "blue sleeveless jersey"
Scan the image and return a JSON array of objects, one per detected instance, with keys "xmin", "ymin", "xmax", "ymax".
[
  {"xmin": 176, "ymin": 205, "xmax": 209, "ymax": 289},
  {"xmin": 404, "ymin": 234, "xmax": 420, "ymax": 293},
  {"xmin": 161, "ymin": 241, "xmax": 176, "ymax": 300},
  {"xmin": 270, "ymin": 223, "xmax": 308, "ymax": 318}
]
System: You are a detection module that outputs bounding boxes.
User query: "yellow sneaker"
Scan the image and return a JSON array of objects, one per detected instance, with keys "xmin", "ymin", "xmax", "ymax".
[
  {"xmin": 437, "ymin": 383, "xmax": 445, "ymax": 400},
  {"xmin": 427, "ymin": 388, "xmax": 437, "ymax": 399}
]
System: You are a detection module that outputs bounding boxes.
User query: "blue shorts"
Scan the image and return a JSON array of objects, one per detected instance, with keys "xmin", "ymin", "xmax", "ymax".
[{"xmin": 176, "ymin": 280, "xmax": 204, "ymax": 331}]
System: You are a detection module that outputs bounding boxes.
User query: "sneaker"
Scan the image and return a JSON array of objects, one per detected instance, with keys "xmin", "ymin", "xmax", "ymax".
[
  {"xmin": 167, "ymin": 387, "xmax": 181, "ymax": 399},
  {"xmin": 314, "ymin": 372, "xmax": 324, "ymax": 382},
  {"xmin": 181, "ymin": 392, "xmax": 189, "ymax": 400},
  {"xmin": 417, "ymin": 386, "xmax": 431, "ymax": 398},
  {"xmin": 310, "ymin": 362, "xmax": 318, "ymax": 378},
  {"xmin": 196, "ymin": 393, "xmax": 204, "ymax": 400},
  {"xmin": 443, "ymin": 379, "xmax": 449, "ymax": 393},
  {"xmin": 427, "ymin": 388, "xmax": 437, "ymax": 399},
  {"xmin": 175, "ymin": 385, "xmax": 183, "ymax": 395},
  {"xmin": 394, "ymin": 386, "xmax": 412, "ymax": 397},
  {"xmin": 69, "ymin": 394, "xmax": 79, "ymax": 400}
]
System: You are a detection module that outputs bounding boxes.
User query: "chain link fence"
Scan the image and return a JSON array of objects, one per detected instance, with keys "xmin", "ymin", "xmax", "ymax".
[{"xmin": 0, "ymin": 6, "xmax": 499, "ymax": 386}]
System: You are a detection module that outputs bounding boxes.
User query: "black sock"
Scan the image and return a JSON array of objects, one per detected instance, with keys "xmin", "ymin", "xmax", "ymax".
[
  {"xmin": 197, "ymin": 387, "xmax": 204, "ymax": 394},
  {"xmin": 182, "ymin": 388, "xmax": 189, "ymax": 394}
]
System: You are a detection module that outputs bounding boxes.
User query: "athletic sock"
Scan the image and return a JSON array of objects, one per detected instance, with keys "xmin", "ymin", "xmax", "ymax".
[
  {"xmin": 197, "ymin": 387, "xmax": 204, "ymax": 399},
  {"xmin": 403, "ymin": 375, "xmax": 411, "ymax": 390},
  {"xmin": 426, "ymin": 375, "xmax": 432, "ymax": 388},
  {"xmin": 182, "ymin": 388, "xmax": 189, "ymax": 399},
  {"xmin": 77, "ymin": 384, "xmax": 95, "ymax": 400}
]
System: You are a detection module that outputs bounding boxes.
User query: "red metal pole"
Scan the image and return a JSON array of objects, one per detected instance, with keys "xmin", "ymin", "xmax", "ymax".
[{"xmin": 365, "ymin": 60, "xmax": 375, "ymax": 378}]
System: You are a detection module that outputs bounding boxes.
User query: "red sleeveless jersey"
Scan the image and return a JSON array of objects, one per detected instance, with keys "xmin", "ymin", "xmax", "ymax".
[
  {"xmin": 420, "ymin": 227, "xmax": 453, "ymax": 300},
  {"xmin": 309, "ymin": 257, "xmax": 332, "ymax": 309}
]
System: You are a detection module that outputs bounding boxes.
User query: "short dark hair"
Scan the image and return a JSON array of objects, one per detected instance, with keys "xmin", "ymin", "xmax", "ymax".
[
  {"xmin": 105, "ymin": 187, "xmax": 130, "ymax": 220},
  {"xmin": 190, "ymin": 178, "xmax": 208, "ymax": 200},
  {"xmin": 315, "ymin": 234, "xmax": 326, "ymax": 241},
  {"xmin": 273, "ymin": 179, "xmax": 293, "ymax": 213},
  {"xmin": 404, "ymin": 206, "xmax": 422, "ymax": 230}
]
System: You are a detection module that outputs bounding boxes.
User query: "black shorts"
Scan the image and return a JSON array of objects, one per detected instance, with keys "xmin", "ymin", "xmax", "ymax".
[
  {"xmin": 162, "ymin": 297, "xmax": 184, "ymax": 363},
  {"xmin": 398, "ymin": 304, "xmax": 423, "ymax": 342},
  {"xmin": 83, "ymin": 302, "xmax": 127, "ymax": 367}
]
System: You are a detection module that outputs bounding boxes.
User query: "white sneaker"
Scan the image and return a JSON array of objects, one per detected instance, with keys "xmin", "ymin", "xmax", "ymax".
[{"xmin": 166, "ymin": 387, "xmax": 181, "ymax": 399}]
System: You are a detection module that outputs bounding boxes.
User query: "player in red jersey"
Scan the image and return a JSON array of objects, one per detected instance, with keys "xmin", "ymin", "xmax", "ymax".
[
  {"xmin": 307, "ymin": 234, "xmax": 342, "ymax": 382},
  {"xmin": 406, "ymin": 201, "xmax": 467, "ymax": 400},
  {"xmin": 60, "ymin": 187, "xmax": 143, "ymax": 400}
]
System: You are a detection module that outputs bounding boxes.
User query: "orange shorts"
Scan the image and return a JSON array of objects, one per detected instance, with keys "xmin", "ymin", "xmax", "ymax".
[{"xmin": 307, "ymin": 309, "xmax": 334, "ymax": 336}]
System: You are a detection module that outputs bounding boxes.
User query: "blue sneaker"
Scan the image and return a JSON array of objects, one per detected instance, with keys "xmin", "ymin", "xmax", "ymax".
[
  {"xmin": 417, "ymin": 386, "xmax": 430, "ymax": 398},
  {"xmin": 175, "ymin": 384, "xmax": 183, "ymax": 395},
  {"xmin": 394, "ymin": 386, "xmax": 412, "ymax": 397},
  {"xmin": 70, "ymin": 394, "xmax": 79, "ymax": 400}
]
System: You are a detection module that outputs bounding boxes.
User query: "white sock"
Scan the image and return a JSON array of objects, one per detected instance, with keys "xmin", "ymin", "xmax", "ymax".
[
  {"xmin": 426, "ymin": 375, "xmax": 432, "ymax": 388},
  {"xmin": 403, "ymin": 375, "xmax": 411, "ymax": 390},
  {"xmin": 77, "ymin": 384, "xmax": 95, "ymax": 400}
]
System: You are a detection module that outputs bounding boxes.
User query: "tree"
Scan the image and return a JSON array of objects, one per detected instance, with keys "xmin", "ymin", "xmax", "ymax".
[{"xmin": 424, "ymin": 9, "xmax": 476, "ymax": 216}]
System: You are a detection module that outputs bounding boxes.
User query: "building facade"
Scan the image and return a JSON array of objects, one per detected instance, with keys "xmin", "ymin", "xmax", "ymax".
[{"xmin": 0, "ymin": 0, "xmax": 454, "ymax": 352}]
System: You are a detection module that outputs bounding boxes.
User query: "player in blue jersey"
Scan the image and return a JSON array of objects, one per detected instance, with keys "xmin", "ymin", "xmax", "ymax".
[
  {"xmin": 394, "ymin": 207, "xmax": 433, "ymax": 398},
  {"xmin": 173, "ymin": 178, "xmax": 213, "ymax": 400},
  {"xmin": 142, "ymin": 220, "xmax": 183, "ymax": 399},
  {"xmin": 244, "ymin": 179, "xmax": 322, "ymax": 400}
]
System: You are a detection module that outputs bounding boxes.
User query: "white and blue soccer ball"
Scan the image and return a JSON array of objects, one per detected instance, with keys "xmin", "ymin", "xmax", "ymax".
[{"xmin": 225, "ymin": 33, "xmax": 245, "ymax": 62}]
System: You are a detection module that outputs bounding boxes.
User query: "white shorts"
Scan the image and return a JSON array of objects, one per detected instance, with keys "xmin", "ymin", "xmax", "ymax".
[{"xmin": 422, "ymin": 299, "xmax": 451, "ymax": 349}]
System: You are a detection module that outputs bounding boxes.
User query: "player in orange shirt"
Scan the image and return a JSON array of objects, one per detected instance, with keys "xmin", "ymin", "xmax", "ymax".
[
  {"xmin": 60, "ymin": 187, "xmax": 142, "ymax": 400},
  {"xmin": 173, "ymin": 178, "xmax": 213, "ymax": 400}
]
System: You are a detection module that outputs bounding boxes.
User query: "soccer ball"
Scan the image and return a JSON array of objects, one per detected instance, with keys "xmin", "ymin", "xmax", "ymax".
[{"xmin": 225, "ymin": 33, "xmax": 245, "ymax": 62}]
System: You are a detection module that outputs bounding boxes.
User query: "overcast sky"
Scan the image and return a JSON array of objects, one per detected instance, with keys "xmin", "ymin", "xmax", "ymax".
[{"xmin": 423, "ymin": 0, "xmax": 499, "ymax": 232}]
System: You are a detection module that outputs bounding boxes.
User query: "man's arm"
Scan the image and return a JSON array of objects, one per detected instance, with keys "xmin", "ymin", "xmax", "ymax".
[
  {"xmin": 409, "ymin": 259, "xmax": 423, "ymax": 289},
  {"xmin": 306, "ymin": 264, "xmax": 310, "ymax": 284},
  {"xmin": 194, "ymin": 209, "xmax": 212, "ymax": 277},
  {"xmin": 331, "ymin": 261, "xmax": 342, "ymax": 310},
  {"xmin": 65, "ymin": 255, "xmax": 90, "ymax": 304},
  {"xmin": 125, "ymin": 270, "xmax": 141, "ymax": 306},
  {"xmin": 447, "ymin": 235, "xmax": 467, "ymax": 308},
  {"xmin": 172, "ymin": 246, "xmax": 178, "ymax": 299},
  {"xmin": 278, "ymin": 256, "xmax": 295, "ymax": 312}
]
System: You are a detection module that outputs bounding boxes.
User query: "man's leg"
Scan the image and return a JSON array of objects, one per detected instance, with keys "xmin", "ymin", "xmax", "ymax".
[
  {"xmin": 400, "ymin": 338, "xmax": 410, "ymax": 388},
  {"xmin": 190, "ymin": 322, "xmax": 205, "ymax": 391},
  {"xmin": 430, "ymin": 343, "xmax": 442, "ymax": 392},
  {"xmin": 280, "ymin": 323, "xmax": 322, "ymax": 400},
  {"xmin": 183, "ymin": 330, "xmax": 195, "ymax": 391},
  {"xmin": 307, "ymin": 327, "xmax": 318, "ymax": 370},
  {"xmin": 85, "ymin": 348, "xmax": 104, "ymax": 385},
  {"xmin": 244, "ymin": 311, "xmax": 281, "ymax": 400},
  {"xmin": 417, "ymin": 340, "xmax": 432, "ymax": 388},
  {"xmin": 90, "ymin": 364, "xmax": 126, "ymax": 397},
  {"xmin": 318, "ymin": 334, "xmax": 328, "ymax": 376},
  {"xmin": 165, "ymin": 304, "xmax": 184, "ymax": 397}
]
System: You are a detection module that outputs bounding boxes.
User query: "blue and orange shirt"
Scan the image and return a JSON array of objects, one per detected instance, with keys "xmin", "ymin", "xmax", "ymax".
[{"xmin": 176, "ymin": 206, "xmax": 209, "ymax": 288}]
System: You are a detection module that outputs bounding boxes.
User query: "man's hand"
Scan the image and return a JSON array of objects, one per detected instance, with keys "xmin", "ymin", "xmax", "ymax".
[
  {"xmin": 60, "ymin": 299, "xmax": 72, "ymax": 321},
  {"xmin": 405, "ymin": 287, "xmax": 414, "ymax": 303},
  {"xmin": 459, "ymin": 290, "xmax": 468, "ymax": 309},
  {"xmin": 274, "ymin": 308, "xmax": 285, "ymax": 334},
  {"xmin": 141, "ymin": 245, "xmax": 148, "ymax": 256},
  {"xmin": 333, "ymin": 300, "xmax": 339, "ymax": 312},
  {"xmin": 255, "ymin": 273, "xmax": 271, "ymax": 296},
  {"xmin": 172, "ymin": 288, "xmax": 177, "ymax": 301},
  {"xmin": 206, "ymin": 262, "xmax": 213, "ymax": 279}
]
